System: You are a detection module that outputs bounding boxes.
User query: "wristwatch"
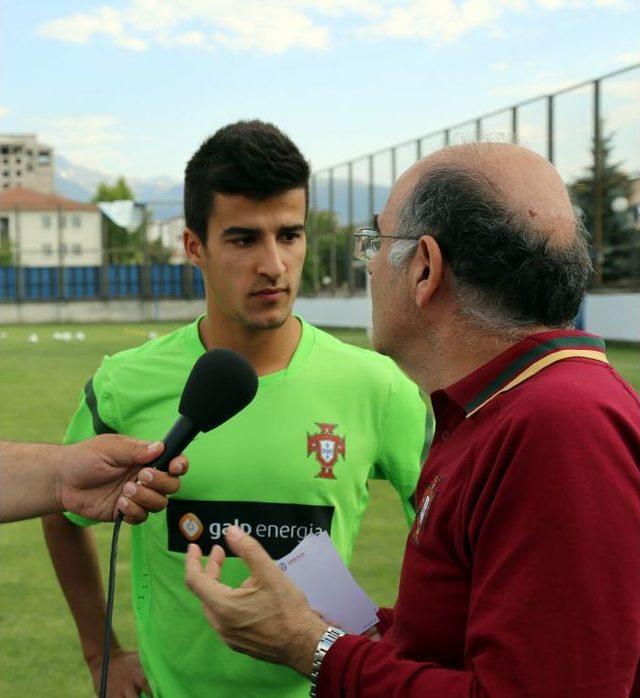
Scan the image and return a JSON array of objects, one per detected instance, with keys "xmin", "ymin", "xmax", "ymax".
[{"xmin": 309, "ymin": 625, "xmax": 346, "ymax": 697}]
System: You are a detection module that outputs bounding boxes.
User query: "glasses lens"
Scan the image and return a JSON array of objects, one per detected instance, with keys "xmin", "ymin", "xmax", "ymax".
[{"xmin": 354, "ymin": 230, "xmax": 377, "ymax": 262}]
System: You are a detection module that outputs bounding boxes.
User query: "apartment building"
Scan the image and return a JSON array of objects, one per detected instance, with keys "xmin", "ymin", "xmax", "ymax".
[{"xmin": 0, "ymin": 134, "xmax": 54, "ymax": 194}]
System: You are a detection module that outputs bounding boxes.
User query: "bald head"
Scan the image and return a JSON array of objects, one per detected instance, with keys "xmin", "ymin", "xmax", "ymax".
[
  {"xmin": 391, "ymin": 142, "xmax": 576, "ymax": 247},
  {"xmin": 382, "ymin": 141, "xmax": 592, "ymax": 338}
]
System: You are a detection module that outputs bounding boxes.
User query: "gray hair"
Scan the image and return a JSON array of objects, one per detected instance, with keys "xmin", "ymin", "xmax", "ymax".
[{"xmin": 387, "ymin": 165, "xmax": 592, "ymax": 339}]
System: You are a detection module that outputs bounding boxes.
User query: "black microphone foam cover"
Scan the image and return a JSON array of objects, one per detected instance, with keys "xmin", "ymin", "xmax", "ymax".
[{"xmin": 179, "ymin": 348, "xmax": 258, "ymax": 432}]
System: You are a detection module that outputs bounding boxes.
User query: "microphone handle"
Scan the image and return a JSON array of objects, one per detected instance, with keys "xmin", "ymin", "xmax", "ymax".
[{"xmin": 147, "ymin": 414, "xmax": 199, "ymax": 472}]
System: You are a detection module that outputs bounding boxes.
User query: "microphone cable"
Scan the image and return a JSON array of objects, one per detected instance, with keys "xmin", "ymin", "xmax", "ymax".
[{"xmin": 99, "ymin": 511, "xmax": 124, "ymax": 698}]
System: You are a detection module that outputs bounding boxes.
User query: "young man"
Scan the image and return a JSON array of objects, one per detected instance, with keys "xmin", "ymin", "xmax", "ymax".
[{"xmin": 43, "ymin": 121, "xmax": 430, "ymax": 697}]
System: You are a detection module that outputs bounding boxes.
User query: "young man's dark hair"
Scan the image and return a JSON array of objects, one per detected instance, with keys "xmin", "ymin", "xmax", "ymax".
[{"xmin": 184, "ymin": 120, "xmax": 311, "ymax": 242}]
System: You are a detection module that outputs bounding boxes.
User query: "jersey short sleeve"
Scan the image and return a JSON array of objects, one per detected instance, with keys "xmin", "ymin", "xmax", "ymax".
[
  {"xmin": 370, "ymin": 364, "xmax": 434, "ymax": 524},
  {"xmin": 64, "ymin": 357, "xmax": 119, "ymax": 528}
]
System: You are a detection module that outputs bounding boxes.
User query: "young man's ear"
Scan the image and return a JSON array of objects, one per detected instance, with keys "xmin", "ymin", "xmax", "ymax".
[
  {"xmin": 183, "ymin": 229, "xmax": 205, "ymax": 268},
  {"xmin": 414, "ymin": 235, "xmax": 443, "ymax": 308}
]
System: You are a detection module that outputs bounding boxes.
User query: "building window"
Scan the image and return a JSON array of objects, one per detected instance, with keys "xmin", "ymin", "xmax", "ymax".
[
  {"xmin": 42, "ymin": 215, "xmax": 52, "ymax": 228},
  {"xmin": 72, "ymin": 243, "xmax": 82, "ymax": 255},
  {"xmin": 72, "ymin": 214, "xmax": 81, "ymax": 228},
  {"xmin": 59, "ymin": 215, "xmax": 66, "ymax": 228},
  {"xmin": 15, "ymin": 170, "xmax": 21, "ymax": 177},
  {"xmin": 41, "ymin": 243, "xmax": 53, "ymax": 255},
  {"xmin": 27, "ymin": 164, "xmax": 33, "ymax": 172},
  {"xmin": 38, "ymin": 151, "xmax": 51, "ymax": 166}
]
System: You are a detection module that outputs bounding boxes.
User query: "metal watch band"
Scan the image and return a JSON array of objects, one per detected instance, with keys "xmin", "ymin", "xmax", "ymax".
[{"xmin": 309, "ymin": 626, "xmax": 346, "ymax": 697}]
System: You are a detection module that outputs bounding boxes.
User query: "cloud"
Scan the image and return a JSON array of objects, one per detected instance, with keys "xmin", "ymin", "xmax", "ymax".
[
  {"xmin": 616, "ymin": 51, "xmax": 640, "ymax": 64},
  {"xmin": 0, "ymin": 106, "xmax": 9, "ymax": 119},
  {"xmin": 35, "ymin": 0, "xmax": 632, "ymax": 54},
  {"xmin": 38, "ymin": 115, "xmax": 130, "ymax": 172},
  {"xmin": 35, "ymin": 0, "xmax": 355, "ymax": 54}
]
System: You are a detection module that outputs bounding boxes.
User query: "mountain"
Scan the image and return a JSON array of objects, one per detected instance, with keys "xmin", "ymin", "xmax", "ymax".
[
  {"xmin": 54, "ymin": 155, "xmax": 184, "ymax": 219},
  {"xmin": 54, "ymin": 154, "xmax": 388, "ymax": 225}
]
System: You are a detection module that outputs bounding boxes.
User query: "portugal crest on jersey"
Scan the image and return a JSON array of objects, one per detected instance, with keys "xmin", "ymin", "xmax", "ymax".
[{"xmin": 307, "ymin": 423, "xmax": 346, "ymax": 479}]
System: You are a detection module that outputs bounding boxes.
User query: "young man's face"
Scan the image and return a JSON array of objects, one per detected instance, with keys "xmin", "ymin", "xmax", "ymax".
[{"xmin": 187, "ymin": 188, "xmax": 307, "ymax": 331}]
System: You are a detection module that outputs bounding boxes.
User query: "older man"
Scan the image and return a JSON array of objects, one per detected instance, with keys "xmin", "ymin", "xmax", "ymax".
[{"xmin": 185, "ymin": 142, "xmax": 640, "ymax": 697}]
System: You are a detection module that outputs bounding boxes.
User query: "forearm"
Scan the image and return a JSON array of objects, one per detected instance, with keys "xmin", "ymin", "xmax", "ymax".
[
  {"xmin": 0, "ymin": 441, "xmax": 65, "ymax": 522},
  {"xmin": 42, "ymin": 513, "xmax": 121, "ymax": 664},
  {"xmin": 318, "ymin": 636, "xmax": 476, "ymax": 697}
]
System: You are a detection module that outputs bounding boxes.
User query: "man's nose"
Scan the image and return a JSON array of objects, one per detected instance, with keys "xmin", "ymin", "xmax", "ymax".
[{"xmin": 257, "ymin": 238, "xmax": 286, "ymax": 279}]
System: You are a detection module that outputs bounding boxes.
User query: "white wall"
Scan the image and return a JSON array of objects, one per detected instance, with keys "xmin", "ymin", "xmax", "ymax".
[
  {"xmin": 6, "ymin": 209, "xmax": 102, "ymax": 267},
  {"xmin": 584, "ymin": 293, "xmax": 640, "ymax": 342},
  {"xmin": 0, "ymin": 293, "xmax": 638, "ymax": 343}
]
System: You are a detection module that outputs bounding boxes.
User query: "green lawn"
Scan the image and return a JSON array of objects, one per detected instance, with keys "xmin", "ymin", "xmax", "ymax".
[{"xmin": 0, "ymin": 323, "xmax": 638, "ymax": 697}]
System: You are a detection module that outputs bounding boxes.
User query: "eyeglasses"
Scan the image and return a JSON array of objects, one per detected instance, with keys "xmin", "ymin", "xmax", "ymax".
[{"xmin": 353, "ymin": 227, "xmax": 418, "ymax": 262}]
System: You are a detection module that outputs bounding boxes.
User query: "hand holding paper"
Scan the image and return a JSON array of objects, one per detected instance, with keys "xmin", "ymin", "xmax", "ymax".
[
  {"xmin": 276, "ymin": 532, "xmax": 379, "ymax": 635},
  {"xmin": 185, "ymin": 525, "xmax": 380, "ymax": 677}
]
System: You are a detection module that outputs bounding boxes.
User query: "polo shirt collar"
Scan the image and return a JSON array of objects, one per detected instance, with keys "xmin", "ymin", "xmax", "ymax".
[{"xmin": 443, "ymin": 329, "xmax": 607, "ymax": 418}]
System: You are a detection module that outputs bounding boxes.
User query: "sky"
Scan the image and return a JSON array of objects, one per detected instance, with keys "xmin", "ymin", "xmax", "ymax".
[{"xmin": 1, "ymin": 0, "xmax": 639, "ymax": 184}]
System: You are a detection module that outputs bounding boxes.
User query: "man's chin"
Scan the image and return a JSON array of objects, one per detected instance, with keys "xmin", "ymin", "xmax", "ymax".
[{"xmin": 238, "ymin": 310, "xmax": 291, "ymax": 331}]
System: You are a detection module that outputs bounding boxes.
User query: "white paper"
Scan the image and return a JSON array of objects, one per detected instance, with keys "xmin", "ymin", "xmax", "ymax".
[{"xmin": 276, "ymin": 532, "xmax": 379, "ymax": 635}]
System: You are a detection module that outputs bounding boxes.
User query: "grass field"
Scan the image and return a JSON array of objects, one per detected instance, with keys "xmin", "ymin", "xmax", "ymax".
[{"xmin": 0, "ymin": 323, "xmax": 638, "ymax": 697}]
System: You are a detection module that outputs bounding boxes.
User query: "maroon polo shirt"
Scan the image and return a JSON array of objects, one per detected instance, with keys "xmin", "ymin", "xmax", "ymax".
[{"xmin": 319, "ymin": 330, "xmax": 640, "ymax": 697}]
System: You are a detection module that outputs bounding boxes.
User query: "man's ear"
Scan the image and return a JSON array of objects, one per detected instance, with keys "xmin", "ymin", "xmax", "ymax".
[
  {"xmin": 183, "ymin": 229, "xmax": 205, "ymax": 268},
  {"xmin": 413, "ymin": 235, "xmax": 444, "ymax": 308}
]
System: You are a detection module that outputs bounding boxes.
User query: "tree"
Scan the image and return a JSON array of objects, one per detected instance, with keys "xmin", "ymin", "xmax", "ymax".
[
  {"xmin": 570, "ymin": 128, "xmax": 638, "ymax": 286},
  {"xmin": 92, "ymin": 177, "xmax": 171, "ymax": 265},
  {"xmin": 302, "ymin": 211, "xmax": 361, "ymax": 295},
  {"xmin": 93, "ymin": 177, "xmax": 139, "ymax": 264}
]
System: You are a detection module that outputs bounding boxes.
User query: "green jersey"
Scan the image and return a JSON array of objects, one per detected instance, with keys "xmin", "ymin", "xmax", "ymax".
[{"xmin": 65, "ymin": 318, "xmax": 431, "ymax": 698}]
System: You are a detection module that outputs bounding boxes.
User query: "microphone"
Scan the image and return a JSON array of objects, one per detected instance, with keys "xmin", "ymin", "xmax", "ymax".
[
  {"xmin": 99, "ymin": 347, "xmax": 258, "ymax": 698},
  {"xmin": 144, "ymin": 348, "xmax": 259, "ymax": 472}
]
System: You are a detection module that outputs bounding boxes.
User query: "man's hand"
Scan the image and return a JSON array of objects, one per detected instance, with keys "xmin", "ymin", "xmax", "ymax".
[
  {"xmin": 185, "ymin": 526, "xmax": 328, "ymax": 676},
  {"xmin": 59, "ymin": 434, "xmax": 188, "ymax": 523},
  {"xmin": 88, "ymin": 649, "xmax": 152, "ymax": 697}
]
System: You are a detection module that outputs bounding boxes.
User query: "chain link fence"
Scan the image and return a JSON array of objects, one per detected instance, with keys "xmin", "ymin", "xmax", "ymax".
[{"xmin": 1, "ymin": 63, "xmax": 638, "ymax": 302}]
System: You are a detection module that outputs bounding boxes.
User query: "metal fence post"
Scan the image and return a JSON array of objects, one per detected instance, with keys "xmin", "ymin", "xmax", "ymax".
[
  {"xmin": 547, "ymin": 95, "xmax": 555, "ymax": 164},
  {"xmin": 140, "ymin": 204, "xmax": 152, "ymax": 300},
  {"xmin": 444, "ymin": 129, "xmax": 450, "ymax": 147},
  {"xmin": 328, "ymin": 168, "xmax": 337, "ymax": 294},
  {"xmin": 416, "ymin": 138, "xmax": 422, "ymax": 161},
  {"xmin": 14, "ymin": 206, "xmax": 23, "ymax": 302},
  {"xmin": 100, "ymin": 214, "xmax": 110, "ymax": 299},
  {"xmin": 57, "ymin": 205, "xmax": 65, "ymax": 301},
  {"xmin": 368, "ymin": 155, "xmax": 374, "ymax": 222},
  {"xmin": 475, "ymin": 119, "xmax": 482, "ymax": 143},
  {"xmin": 511, "ymin": 106, "xmax": 518, "ymax": 143},
  {"xmin": 391, "ymin": 147, "xmax": 397, "ymax": 184},
  {"xmin": 182, "ymin": 263, "xmax": 194, "ymax": 299},
  {"xmin": 347, "ymin": 161, "xmax": 355, "ymax": 295},
  {"xmin": 310, "ymin": 175, "xmax": 320, "ymax": 294},
  {"xmin": 593, "ymin": 80, "xmax": 604, "ymax": 285}
]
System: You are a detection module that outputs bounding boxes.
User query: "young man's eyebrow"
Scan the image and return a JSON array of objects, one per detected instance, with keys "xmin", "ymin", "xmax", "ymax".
[
  {"xmin": 279, "ymin": 224, "xmax": 305, "ymax": 233},
  {"xmin": 221, "ymin": 226, "xmax": 260, "ymax": 237},
  {"xmin": 221, "ymin": 224, "xmax": 305, "ymax": 237}
]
